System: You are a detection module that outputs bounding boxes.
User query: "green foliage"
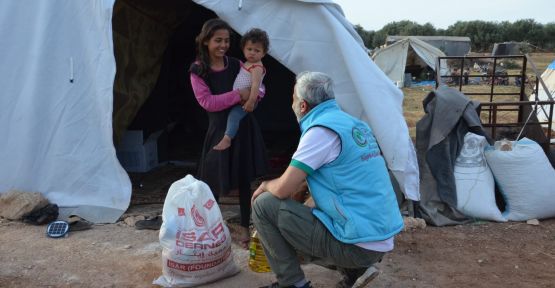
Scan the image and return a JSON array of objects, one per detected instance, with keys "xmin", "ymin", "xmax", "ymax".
[
  {"xmin": 354, "ymin": 24, "xmax": 375, "ymax": 49},
  {"xmin": 446, "ymin": 20, "xmax": 502, "ymax": 51},
  {"xmin": 369, "ymin": 21, "xmax": 436, "ymax": 48},
  {"xmin": 504, "ymin": 19, "xmax": 544, "ymax": 45},
  {"xmin": 544, "ymin": 23, "xmax": 555, "ymax": 50},
  {"xmin": 353, "ymin": 19, "xmax": 555, "ymax": 52}
]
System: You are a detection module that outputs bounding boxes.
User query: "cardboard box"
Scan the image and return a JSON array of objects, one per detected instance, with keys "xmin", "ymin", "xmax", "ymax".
[{"xmin": 116, "ymin": 130, "xmax": 162, "ymax": 173}]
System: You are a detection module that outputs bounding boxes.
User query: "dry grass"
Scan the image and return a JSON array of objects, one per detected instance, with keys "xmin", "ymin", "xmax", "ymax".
[
  {"xmin": 401, "ymin": 53, "xmax": 554, "ymax": 140},
  {"xmin": 528, "ymin": 52, "xmax": 555, "ymax": 74}
]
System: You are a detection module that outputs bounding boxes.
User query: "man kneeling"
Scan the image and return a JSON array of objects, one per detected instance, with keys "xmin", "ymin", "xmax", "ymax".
[{"xmin": 251, "ymin": 72, "xmax": 404, "ymax": 288}]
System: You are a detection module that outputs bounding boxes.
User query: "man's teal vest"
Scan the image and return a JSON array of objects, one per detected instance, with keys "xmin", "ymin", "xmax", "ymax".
[{"xmin": 298, "ymin": 99, "xmax": 403, "ymax": 243}]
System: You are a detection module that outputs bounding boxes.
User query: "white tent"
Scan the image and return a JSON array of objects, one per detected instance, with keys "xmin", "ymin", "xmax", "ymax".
[
  {"xmin": 372, "ymin": 37, "xmax": 447, "ymax": 87},
  {"xmin": 0, "ymin": 1, "xmax": 130, "ymax": 223},
  {"xmin": 0, "ymin": 0, "xmax": 419, "ymax": 223},
  {"xmin": 530, "ymin": 60, "xmax": 555, "ymax": 132}
]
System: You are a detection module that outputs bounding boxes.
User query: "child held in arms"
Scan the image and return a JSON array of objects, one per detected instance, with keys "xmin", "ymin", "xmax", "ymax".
[{"xmin": 213, "ymin": 28, "xmax": 269, "ymax": 150}]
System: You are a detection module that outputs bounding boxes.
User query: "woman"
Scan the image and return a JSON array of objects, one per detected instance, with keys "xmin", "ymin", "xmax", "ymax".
[{"xmin": 189, "ymin": 18, "xmax": 268, "ymax": 248}]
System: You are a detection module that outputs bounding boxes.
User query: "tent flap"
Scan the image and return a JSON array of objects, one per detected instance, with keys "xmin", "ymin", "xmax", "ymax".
[
  {"xmin": 530, "ymin": 60, "xmax": 555, "ymax": 130},
  {"xmin": 0, "ymin": 0, "xmax": 131, "ymax": 223}
]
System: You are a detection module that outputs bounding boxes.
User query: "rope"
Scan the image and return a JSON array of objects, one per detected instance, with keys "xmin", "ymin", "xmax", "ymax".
[{"xmin": 515, "ymin": 99, "xmax": 539, "ymax": 141}]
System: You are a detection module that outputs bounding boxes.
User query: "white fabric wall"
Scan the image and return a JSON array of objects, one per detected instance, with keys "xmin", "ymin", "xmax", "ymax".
[
  {"xmin": 372, "ymin": 41, "xmax": 410, "ymax": 87},
  {"xmin": 530, "ymin": 61, "xmax": 555, "ymax": 131},
  {"xmin": 0, "ymin": 0, "xmax": 131, "ymax": 223},
  {"xmin": 193, "ymin": 0, "xmax": 420, "ymax": 200}
]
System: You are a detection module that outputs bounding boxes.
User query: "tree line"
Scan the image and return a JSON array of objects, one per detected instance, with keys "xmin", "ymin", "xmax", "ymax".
[{"xmin": 354, "ymin": 19, "xmax": 555, "ymax": 52}]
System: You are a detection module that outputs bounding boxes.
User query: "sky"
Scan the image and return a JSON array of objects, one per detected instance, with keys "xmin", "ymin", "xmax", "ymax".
[{"xmin": 333, "ymin": 0, "xmax": 553, "ymax": 31}]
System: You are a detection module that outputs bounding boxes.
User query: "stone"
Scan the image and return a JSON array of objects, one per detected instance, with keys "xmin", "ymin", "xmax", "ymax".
[
  {"xmin": 0, "ymin": 190, "xmax": 49, "ymax": 220},
  {"xmin": 403, "ymin": 216, "xmax": 427, "ymax": 231},
  {"xmin": 526, "ymin": 219, "xmax": 540, "ymax": 226},
  {"xmin": 124, "ymin": 215, "xmax": 145, "ymax": 226}
]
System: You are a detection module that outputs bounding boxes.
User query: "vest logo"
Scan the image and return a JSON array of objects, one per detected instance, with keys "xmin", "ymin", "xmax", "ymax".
[{"xmin": 352, "ymin": 127, "xmax": 368, "ymax": 147}]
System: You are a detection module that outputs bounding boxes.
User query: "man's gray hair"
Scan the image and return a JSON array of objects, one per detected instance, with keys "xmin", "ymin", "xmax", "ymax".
[{"xmin": 294, "ymin": 71, "xmax": 335, "ymax": 107}]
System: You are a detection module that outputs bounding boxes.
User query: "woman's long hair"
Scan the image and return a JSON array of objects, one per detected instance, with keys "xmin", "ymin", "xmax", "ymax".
[{"xmin": 192, "ymin": 18, "xmax": 232, "ymax": 78}]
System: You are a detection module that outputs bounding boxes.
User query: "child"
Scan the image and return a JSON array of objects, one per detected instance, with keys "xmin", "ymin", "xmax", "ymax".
[{"xmin": 213, "ymin": 28, "xmax": 269, "ymax": 150}]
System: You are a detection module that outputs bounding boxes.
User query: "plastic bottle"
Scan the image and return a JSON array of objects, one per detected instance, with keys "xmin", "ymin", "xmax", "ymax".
[{"xmin": 248, "ymin": 230, "xmax": 272, "ymax": 272}]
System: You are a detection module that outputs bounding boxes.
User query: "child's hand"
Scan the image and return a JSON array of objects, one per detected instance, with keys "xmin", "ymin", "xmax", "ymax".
[
  {"xmin": 239, "ymin": 88, "xmax": 251, "ymax": 104},
  {"xmin": 243, "ymin": 100, "xmax": 255, "ymax": 112}
]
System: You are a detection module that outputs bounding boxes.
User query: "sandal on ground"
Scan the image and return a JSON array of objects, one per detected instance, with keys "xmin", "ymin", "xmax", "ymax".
[
  {"xmin": 66, "ymin": 216, "xmax": 93, "ymax": 232},
  {"xmin": 135, "ymin": 216, "xmax": 162, "ymax": 230},
  {"xmin": 69, "ymin": 220, "xmax": 93, "ymax": 232}
]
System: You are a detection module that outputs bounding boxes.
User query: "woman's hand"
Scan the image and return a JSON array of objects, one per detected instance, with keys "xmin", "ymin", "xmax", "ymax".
[
  {"xmin": 243, "ymin": 99, "xmax": 256, "ymax": 112},
  {"xmin": 239, "ymin": 88, "xmax": 251, "ymax": 103}
]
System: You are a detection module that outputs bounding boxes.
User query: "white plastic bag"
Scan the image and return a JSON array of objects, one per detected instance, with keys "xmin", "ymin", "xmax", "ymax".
[
  {"xmin": 454, "ymin": 133, "xmax": 505, "ymax": 222},
  {"xmin": 153, "ymin": 175, "xmax": 239, "ymax": 287}
]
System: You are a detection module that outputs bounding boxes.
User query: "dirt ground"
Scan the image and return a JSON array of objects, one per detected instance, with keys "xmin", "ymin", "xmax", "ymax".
[{"xmin": 1, "ymin": 206, "xmax": 554, "ymax": 288}]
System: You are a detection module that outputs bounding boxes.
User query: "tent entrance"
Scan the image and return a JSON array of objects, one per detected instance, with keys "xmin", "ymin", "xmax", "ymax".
[
  {"xmin": 404, "ymin": 46, "xmax": 435, "ymax": 84},
  {"xmin": 111, "ymin": 0, "xmax": 298, "ymax": 198},
  {"xmin": 372, "ymin": 37, "xmax": 446, "ymax": 88}
]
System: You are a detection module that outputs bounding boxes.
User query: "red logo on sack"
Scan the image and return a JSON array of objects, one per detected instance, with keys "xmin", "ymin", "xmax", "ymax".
[
  {"xmin": 178, "ymin": 208, "xmax": 185, "ymax": 216},
  {"xmin": 204, "ymin": 199, "xmax": 215, "ymax": 210},
  {"xmin": 191, "ymin": 205, "xmax": 205, "ymax": 227}
]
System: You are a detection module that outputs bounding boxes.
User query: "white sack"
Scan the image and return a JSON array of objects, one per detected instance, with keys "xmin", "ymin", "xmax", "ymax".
[
  {"xmin": 454, "ymin": 133, "xmax": 505, "ymax": 222},
  {"xmin": 154, "ymin": 175, "xmax": 239, "ymax": 287},
  {"xmin": 485, "ymin": 138, "xmax": 555, "ymax": 221}
]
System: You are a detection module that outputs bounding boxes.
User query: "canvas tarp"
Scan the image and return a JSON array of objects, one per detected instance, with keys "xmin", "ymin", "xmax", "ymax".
[
  {"xmin": 386, "ymin": 36, "xmax": 471, "ymax": 56},
  {"xmin": 0, "ymin": 0, "xmax": 419, "ymax": 223},
  {"xmin": 0, "ymin": 0, "xmax": 131, "ymax": 223},
  {"xmin": 530, "ymin": 60, "xmax": 555, "ymax": 132},
  {"xmin": 492, "ymin": 42, "xmax": 527, "ymax": 56},
  {"xmin": 416, "ymin": 87, "xmax": 489, "ymax": 226},
  {"xmin": 372, "ymin": 37, "xmax": 447, "ymax": 87}
]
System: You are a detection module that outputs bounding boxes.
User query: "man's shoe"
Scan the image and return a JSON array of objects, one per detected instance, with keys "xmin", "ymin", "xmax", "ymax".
[
  {"xmin": 259, "ymin": 281, "xmax": 312, "ymax": 288},
  {"xmin": 336, "ymin": 266, "xmax": 379, "ymax": 288},
  {"xmin": 352, "ymin": 266, "xmax": 379, "ymax": 288}
]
